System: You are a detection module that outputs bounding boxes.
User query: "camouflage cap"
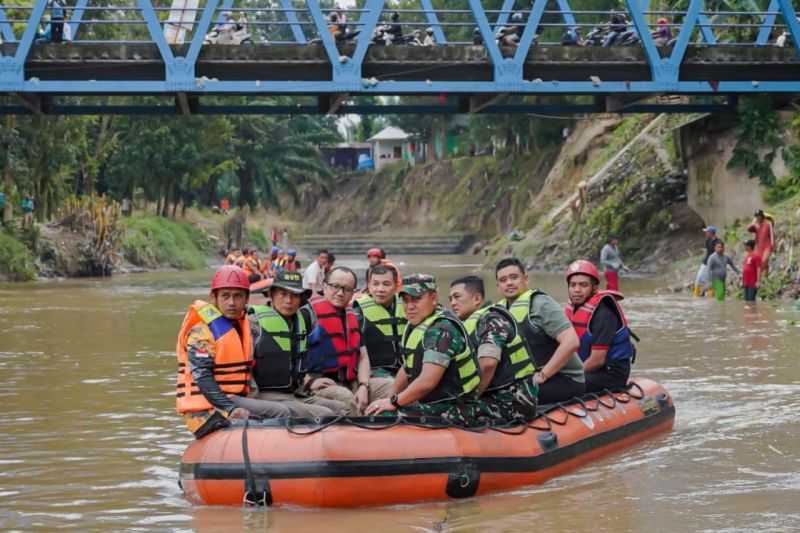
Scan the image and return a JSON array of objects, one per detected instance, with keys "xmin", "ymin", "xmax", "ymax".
[
  {"xmin": 399, "ymin": 274, "xmax": 437, "ymax": 298},
  {"xmin": 269, "ymin": 271, "xmax": 311, "ymax": 297}
]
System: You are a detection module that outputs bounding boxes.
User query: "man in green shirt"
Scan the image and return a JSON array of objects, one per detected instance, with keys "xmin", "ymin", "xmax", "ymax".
[
  {"xmin": 365, "ymin": 274, "xmax": 484, "ymax": 426},
  {"xmin": 449, "ymin": 275, "xmax": 539, "ymax": 422},
  {"xmin": 495, "ymin": 258, "xmax": 584, "ymax": 404}
]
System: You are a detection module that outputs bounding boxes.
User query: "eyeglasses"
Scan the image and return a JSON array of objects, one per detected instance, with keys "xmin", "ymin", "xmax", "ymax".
[{"xmin": 325, "ymin": 282, "xmax": 355, "ymax": 294}]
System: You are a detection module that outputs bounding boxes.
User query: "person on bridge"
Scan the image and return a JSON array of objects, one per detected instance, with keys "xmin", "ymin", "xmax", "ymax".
[
  {"xmin": 600, "ymin": 236, "xmax": 629, "ymax": 291},
  {"xmin": 565, "ymin": 260, "xmax": 635, "ymax": 392},
  {"xmin": 603, "ymin": 10, "xmax": 629, "ymax": 47},
  {"xmin": 247, "ymin": 271, "xmax": 340, "ymax": 417},
  {"xmin": 652, "ymin": 17, "xmax": 672, "ymax": 47},
  {"xmin": 301, "ymin": 266, "xmax": 393, "ymax": 415},
  {"xmin": 448, "ymin": 275, "xmax": 539, "ymax": 422},
  {"xmin": 365, "ymin": 274, "xmax": 484, "ymax": 426},
  {"xmin": 387, "ymin": 11, "xmax": 403, "ymax": 42},
  {"xmin": 747, "ymin": 209, "xmax": 775, "ymax": 275},
  {"xmin": 353, "ymin": 264, "xmax": 407, "ymax": 379},
  {"xmin": 495, "ymin": 258, "xmax": 585, "ymax": 404},
  {"xmin": 49, "ymin": 0, "xmax": 65, "ymax": 43},
  {"xmin": 498, "ymin": 12, "xmax": 523, "ymax": 49},
  {"xmin": 175, "ymin": 266, "xmax": 291, "ymax": 439}
]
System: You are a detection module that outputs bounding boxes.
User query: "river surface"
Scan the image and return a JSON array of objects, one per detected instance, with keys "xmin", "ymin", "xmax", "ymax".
[{"xmin": 1, "ymin": 255, "xmax": 799, "ymax": 532}]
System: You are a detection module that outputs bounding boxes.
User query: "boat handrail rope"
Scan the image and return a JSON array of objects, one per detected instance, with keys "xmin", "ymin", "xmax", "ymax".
[{"xmin": 236, "ymin": 382, "xmax": 652, "ymax": 436}]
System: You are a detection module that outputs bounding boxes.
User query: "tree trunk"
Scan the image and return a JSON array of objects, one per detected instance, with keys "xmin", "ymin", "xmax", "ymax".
[
  {"xmin": 204, "ymin": 175, "xmax": 218, "ymax": 207},
  {"xmin": 171, "ymin": 183, "xmax": 179, "ymax": 218},
  {"xmin": 161, "ymin": 183, "xmax": 171, "ymax": 217},
  {"xmin": 155, "ymin": 188, "xmax": 162, "ymax": 216},
  {"xmin": 2, "ymin": 115, "xmax": 14, "ymax": 223},
  {"xmin": 238, "ymin": 165, "xmax": 255, "ymax": 207}
]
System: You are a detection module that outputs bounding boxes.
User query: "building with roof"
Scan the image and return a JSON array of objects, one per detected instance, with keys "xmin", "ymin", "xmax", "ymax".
[
  {"xmin": 368, "ymin": 126, "xmax": 412, "ymax": 171},
  {"xmin": 320, "ymin": 142, "xmax": 373, "ymax": 171}
]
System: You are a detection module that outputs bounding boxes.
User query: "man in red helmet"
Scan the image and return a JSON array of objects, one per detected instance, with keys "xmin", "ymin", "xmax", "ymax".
[
  {"xmin": 367, "ymin": 248, "xmax": 384, "ymax": 267},
  {"xmin": 564, "ymin": 260, "xmax": 635, "ymax": 393},
  {"xmin": 175, "ymin": 265, "xmax": 291, "ymax": 438}
]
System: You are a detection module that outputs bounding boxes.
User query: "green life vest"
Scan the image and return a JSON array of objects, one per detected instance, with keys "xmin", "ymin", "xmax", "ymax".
[
  {"xmin": 401, "ymin": 309, "xmax": 480, "ymax": 403},
  {"xmin": 354, "ymin": 295, "xmax": 407, "ymax": 371},
  {"xmin": 250, "ymin": 304, "xmax": 309, "ymax": 393},
  {"xmin": 498, "ymin": 289, "xmax": 584, "ymax": 383},
  {"xmin": 463, "ymin": 305, "xmax": 535, "ymax": 391}
]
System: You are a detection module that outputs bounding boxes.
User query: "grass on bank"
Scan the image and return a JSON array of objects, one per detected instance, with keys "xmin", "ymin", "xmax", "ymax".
[
  {"xmin": 0, "ymin": 230, "xmax": 37, "ymax": 281},
  {"xmin": 121, "ymin": 216, "xmax": 211, "ymax": 270}
]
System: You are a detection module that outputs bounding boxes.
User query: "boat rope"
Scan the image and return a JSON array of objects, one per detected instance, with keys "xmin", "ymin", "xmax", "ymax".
[
  {"xmin": 240, "ymin": 382, "xmax": 654, "ymax": 436},
  {"xmin": 241, "ymin": 418, "xmax": 272, "ymax": 507}
]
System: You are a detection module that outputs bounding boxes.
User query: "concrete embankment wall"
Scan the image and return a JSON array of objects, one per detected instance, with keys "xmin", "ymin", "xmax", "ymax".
[
  {"xmin": 293, "ymin": 234, "xmax": 475, "ymax": 256},
  {"xmin": 679, "ymin": 113, "xmax": 790, "ymax": 227}
]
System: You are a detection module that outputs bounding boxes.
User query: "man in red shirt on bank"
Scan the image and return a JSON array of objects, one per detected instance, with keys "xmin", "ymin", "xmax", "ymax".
[{"xmin": 742, "ymin": 239, "xmax": 762, "ymax": 302}]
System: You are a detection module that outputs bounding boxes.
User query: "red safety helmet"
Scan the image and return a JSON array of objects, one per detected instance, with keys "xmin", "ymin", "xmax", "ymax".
[
  {"xmin": 657, "ymin": 17, "xmax": 668, "ymax": 25},
  {"xmin": 565, "ymin": 259, "xmax": 600, "ymax": 284},
  {"xmin": 367, "ymin": 247, "xmax": 383, "ymax": 258},
  {"xmin": 210, "ymin": 265, "xmax": 250, "ymax": 291}
]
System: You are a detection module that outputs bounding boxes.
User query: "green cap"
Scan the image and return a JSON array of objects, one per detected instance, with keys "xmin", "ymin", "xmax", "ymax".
[
  {"xmin": 399, "ymin": 274, "xmax": 437, "ymax": 298},
  {"xmin": 269, "ymin": 271, "xmax": 311, "ymax": 297}
]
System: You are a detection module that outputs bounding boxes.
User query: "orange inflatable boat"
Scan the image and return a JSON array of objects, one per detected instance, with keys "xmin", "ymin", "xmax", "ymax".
[{"xmin": 180, "ymin": 378, "xmax": 674, "ymax": 507}]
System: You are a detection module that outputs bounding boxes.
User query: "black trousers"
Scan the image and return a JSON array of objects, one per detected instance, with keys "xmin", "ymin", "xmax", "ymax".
[
  {"xmin": 585, "ymin": 360, "xmax": 631, "ymax": 393},
  {"xmin": 744, "ymin": 287, "xmax": 758, "ymax": 301},
  {"xmin": 51, "ymin": 20, "xmax": 63, "ymax": 43},
  {"xmin": 538, "ymin": 373, "xmax": 585, "ymax": 404}
]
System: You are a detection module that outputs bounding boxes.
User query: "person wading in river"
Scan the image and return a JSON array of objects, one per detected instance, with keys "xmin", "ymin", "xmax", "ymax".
[
  {"xmin": 747, "ymin": 209, "xmax": 775, "ymax": 275},
  {"xmin": 495, "ymin": 258, "xmax": 585, "ymax": 404},
  {"xmin": 175, "ymin": 266, "xmax": 291, "ymax": 438},
  {"xmin": 365, "ymin": 274, "xmax": 484, "ymax": 426},
  {"xmin": 564, "ymin": 260, "xmax": 635, "ymax": 392}
]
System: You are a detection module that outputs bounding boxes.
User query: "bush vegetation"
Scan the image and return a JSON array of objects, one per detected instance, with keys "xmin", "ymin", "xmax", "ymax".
[
  {"xmin": 121, "ymin": 216, "xmax": 210, "ymax": 270},
  {"xmin": 0, "ymin": 231, "xmax": 37, "ymax": 281}
]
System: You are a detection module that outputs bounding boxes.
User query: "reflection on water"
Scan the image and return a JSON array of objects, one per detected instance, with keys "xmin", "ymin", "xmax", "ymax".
[{"xmin": 1, "ymin": 256, "xmax": 799, "ymax": 532}]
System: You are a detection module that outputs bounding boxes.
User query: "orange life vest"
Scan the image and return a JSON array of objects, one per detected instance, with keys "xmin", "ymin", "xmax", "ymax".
[
  {"xmin": 241, "ymin": 257, "xmax": 260, "ymax": 276},
  {"xmin": 176, "ymin": 300, "xmax": 253, "ymax": 414}
]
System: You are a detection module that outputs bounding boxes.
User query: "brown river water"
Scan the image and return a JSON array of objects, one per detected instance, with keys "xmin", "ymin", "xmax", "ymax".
[{"xmin": 1, "ymin": 255, "xmax": 799, "ymax": 532}]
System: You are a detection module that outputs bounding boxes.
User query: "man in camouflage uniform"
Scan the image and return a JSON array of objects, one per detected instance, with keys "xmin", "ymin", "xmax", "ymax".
[
  {"xmin": 365, "ymin": 274, "xmax": 484, "ymax": 426},
  {"xmin": 449, "ymin": 276, "xmax": 539, "ymax": 423}
]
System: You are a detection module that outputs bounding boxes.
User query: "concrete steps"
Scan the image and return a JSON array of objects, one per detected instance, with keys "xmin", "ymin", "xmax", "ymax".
[{"xmin": 293, "ymin": 234, "xmax": 475, "ymax": 255}]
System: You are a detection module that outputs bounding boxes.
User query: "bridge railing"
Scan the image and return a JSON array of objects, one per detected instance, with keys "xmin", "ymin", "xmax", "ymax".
[{"xmin": 1, "ymin": 0, "xmax": 800, "ymax": 97}]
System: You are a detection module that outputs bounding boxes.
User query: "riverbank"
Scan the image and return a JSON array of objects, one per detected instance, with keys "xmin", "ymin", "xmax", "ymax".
[{"xmin": 0, "ymin": 202, "xmax": 297, "ymax": 282}]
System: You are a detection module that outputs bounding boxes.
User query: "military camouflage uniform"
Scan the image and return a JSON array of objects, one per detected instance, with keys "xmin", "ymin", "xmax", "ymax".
[
  {"xmin": 473, "ymin": 309, "xmax": 539, "ymax": 423},
  {"xmin": 398, "ymin": 317, "xmax": 484, "ymax": 427}
]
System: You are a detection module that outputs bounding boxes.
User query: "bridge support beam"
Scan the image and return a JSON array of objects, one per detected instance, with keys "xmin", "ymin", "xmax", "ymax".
[
  {"xmin": 604, "ymin": 94, "xmax": 648, "ymax": 113},
  {"xmin": 318, "ymin": 94, "xmax": 349, "ymax": 115},
  {"xmin": 15, "ymin": 93, "xmax": 51, "ymax": 115},
  {"xmin": 458, "ymin": 94, "xmax": 508, "ymax": 114},
  {"xmin": 175, "ymin": 93, "xmax": 199, "ymax": 115}
]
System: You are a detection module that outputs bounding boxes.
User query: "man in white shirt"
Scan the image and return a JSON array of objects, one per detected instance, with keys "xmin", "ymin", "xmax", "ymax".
[{"xmin": 302, "ymin": 249, "xmax": 330, "ymax": 294}]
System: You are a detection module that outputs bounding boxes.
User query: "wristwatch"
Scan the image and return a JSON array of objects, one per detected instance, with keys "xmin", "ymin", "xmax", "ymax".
[{"xmin": 390, "ymin": 394, "xmax": 401, "ymax": 408}]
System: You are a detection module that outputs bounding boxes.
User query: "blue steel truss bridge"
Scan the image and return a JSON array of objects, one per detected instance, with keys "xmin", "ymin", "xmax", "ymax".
[{"xmin": 1, "ymin": 0, "xmax": 799, "ymax": 115}]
